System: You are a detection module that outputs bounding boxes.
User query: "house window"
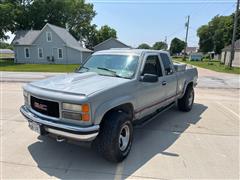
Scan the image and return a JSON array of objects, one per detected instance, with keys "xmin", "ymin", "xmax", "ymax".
[
  {"xmin": 24, "ymin": 48, "xmax": 30, "ymax": 58},
  {"xmin": 46, "ymin": 32, "xmax": 52, "ymax": 42},
  {"xmin": 38, "ymin": 48, "xmax": 43, "ymax": 59},
  {"xmin": 58, "ymin": 48, "xmax": 63, "ymax": 59}
]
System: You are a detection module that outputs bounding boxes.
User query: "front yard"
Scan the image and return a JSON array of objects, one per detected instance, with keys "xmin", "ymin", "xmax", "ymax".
[
  {"xmin": 0, "ymin": 60, "xmax": 79, "ymax": 72},
  {"xmin": 173, "ymin": 58, "xmax": 240, "ymax": 74}
]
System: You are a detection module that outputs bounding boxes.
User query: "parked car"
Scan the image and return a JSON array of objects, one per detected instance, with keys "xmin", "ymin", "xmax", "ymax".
[{"xmin": 20, "ymin": 49, "xmax": 198, "ymax": 162}]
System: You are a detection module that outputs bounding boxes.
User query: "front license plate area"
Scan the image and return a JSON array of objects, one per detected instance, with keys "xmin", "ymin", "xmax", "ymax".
[{"xmin": 28, "ymin": 121, "xmax": 42, "ymax": 135}]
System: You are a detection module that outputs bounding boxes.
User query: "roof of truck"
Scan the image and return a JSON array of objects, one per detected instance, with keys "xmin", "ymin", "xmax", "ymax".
[{"xmin": 93, "ymin": 48, "xmax": 169, "ymax": 56}]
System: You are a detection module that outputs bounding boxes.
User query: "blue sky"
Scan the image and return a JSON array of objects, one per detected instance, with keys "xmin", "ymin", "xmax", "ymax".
[
  {"xmin": 6, "ymin": 0, "xmax": 236, "ymax": 48},
  {"xmin": 89, "ymin": 0, "xmax": 236, "ymax": 47}
]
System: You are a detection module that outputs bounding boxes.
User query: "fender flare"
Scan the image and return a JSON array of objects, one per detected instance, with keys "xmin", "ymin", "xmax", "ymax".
[{"xmin": 93, "ymin": 95, "xmax": 135, "ymax": 125}]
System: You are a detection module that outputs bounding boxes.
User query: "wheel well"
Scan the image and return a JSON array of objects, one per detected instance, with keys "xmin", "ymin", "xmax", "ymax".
[
  {"xmin": 182, "ymin": 82, "xmax": 193, "ymax": 96},
  {"xmin": 187, "ymin": 82, "xmax": 193, "ymax": 89},
  {"xmin": 102, "ymin": 103, "xmax": 134, "ymax": 122}
]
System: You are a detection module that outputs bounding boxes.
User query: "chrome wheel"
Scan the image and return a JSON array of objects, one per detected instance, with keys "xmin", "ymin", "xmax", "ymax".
[
  {"xmin": 188, "ymin": 90, "xmax": 194, "ymax": 106},
  {"xmin": 119, "ymin": 124, "xmax": 130, "ymax": 151}
]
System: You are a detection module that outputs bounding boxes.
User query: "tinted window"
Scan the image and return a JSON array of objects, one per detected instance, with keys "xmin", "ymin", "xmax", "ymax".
[
  {"xmin": 142, "ymin": 55, "xmax": 162, "ymax": 76},
  {"xmin": 160, "ymin": 53, "xmax": 173, "ymax": 75}
]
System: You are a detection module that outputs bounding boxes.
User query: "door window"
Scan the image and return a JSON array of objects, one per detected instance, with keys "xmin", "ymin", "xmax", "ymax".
[{"xmin": 142, "ymin": 55, "xmax": 162, "ymax": 76}]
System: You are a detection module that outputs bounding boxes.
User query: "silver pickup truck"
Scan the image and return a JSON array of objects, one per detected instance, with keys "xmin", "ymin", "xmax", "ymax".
[{"xmin": 20, "ymin": 49, "xmax": 198, "ymax": 162}]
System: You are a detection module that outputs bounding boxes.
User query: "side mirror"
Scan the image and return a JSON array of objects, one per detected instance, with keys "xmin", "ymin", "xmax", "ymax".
[{"xmin": 140, "ymin": 74, "xmax": 158, "ymax": 83}]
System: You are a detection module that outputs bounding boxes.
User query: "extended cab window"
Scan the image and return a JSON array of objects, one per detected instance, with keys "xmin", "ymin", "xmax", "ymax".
[
  {"xmin": 142, "ymin": 55, "xmax": 162, "ymax": 76},
  {"xmin": 160, "ymin": 53, "xmax": 174, "ymax": 75}
]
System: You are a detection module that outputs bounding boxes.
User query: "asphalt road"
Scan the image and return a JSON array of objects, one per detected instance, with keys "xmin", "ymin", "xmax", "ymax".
[{"xmin": 0, "ymin": 69, "xmax": 239, "ymax": 179}]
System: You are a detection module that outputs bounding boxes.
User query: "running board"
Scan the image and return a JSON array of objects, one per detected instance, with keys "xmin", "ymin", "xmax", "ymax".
[{"xmin": 133, "ymin": 102, "xmax": 176, "ymax": 128}]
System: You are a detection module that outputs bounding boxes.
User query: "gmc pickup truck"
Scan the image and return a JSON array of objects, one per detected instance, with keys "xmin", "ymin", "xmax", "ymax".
[{"xmin": 20, "ymin": 49, "xmax": 198, "ymax": 162}]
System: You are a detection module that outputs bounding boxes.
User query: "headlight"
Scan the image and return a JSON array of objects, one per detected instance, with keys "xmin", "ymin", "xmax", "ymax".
[
  {"xmin": 62, "ymin": 103, "xmax": 83, "ymax": 111},
  {"xmin": 62, "ymin": 103, "xmax": 90, "ymax": 121}
]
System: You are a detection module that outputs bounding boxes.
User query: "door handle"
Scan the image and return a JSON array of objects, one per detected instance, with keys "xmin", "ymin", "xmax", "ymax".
[{"xmin": 162, "ymin": 81, "xmax": 167, "ymax": 86}]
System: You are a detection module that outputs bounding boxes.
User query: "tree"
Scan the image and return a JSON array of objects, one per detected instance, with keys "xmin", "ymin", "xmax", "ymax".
[
  {"xmin": 96, "ymin": 25, "xmax": 117, "ymax": 45},
  {"xmin": 152, "ymin": 41, "xmax": 167, "ymax": 50},
  {"xmin": 197, "ymin": 25, "xmax": 214, "ymax": 53},
  {"xmin": 0, "ymin": 41, "xmax": 13, "ymax": 49},
  {"xmin": 0, "ymin": 1, "xmax": 15, "ymax": 40},
  {"xmin": 137, "ymin": 43, "xmax": 151, "ymax": 49},
  {"xmin": 0, "ymin": 0, "xmax": 118, "ymax": 49},
  {"xmin": 0, "ymin": 0, "xmax": 97, "ymax": 43},
  {"xmin": 197, "ymin": 14, "xmax": 240, "ymax": 54},
  {"xmin": 170, "ymin": 38, "xmax": 185, "ymax": 55}
]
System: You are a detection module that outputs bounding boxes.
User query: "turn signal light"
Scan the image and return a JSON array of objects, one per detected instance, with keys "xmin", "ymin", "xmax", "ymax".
[
  {"xmin": 82, "ymin": 104, "xmax": 90, "ymax": 113},
  {"xmin": 82, "ymin": 113, "xmax": 90, "ymax": 121}
]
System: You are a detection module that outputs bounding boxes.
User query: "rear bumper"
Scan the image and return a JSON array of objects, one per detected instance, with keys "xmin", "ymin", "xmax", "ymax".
[{"xmin": 20, "ymin": 105, "xmax": 99, "ymax": 141}]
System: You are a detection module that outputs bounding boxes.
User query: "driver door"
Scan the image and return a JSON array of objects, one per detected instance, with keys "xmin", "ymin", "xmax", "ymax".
[{"xmin": 135, "ymin": 53, "xmax": 166, "ymax": 119}]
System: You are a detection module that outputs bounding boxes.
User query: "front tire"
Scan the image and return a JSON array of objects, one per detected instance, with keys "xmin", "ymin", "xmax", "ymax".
[
  {"xmin": 178, "ymin": 85, "xmax": 194, "ymax": 112},
  {"xmin": 92, "ymin": 111, "xmax": 133, "ymax": 162}
]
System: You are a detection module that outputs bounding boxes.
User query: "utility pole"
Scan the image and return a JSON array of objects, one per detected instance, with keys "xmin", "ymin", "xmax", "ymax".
[
  {"xmin": 164, "ymin": 36, "xmax": 167, "ymax": 50},
  {"xmin": 183, "ymin": 15, "xmax": 190, "ymax": 61},
  {"xmin": 229, "ymin": 0, "xmax": 239, "ymax": 68}
]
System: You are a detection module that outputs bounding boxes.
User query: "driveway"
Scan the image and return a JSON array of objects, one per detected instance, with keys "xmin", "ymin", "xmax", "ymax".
[{"xmin": 0, "ymin": 68, "xmax": 239, "ymax": 179}]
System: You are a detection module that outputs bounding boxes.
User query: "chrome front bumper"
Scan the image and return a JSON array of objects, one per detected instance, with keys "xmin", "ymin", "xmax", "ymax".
[{"xmin": 20, "ymin": 105, "xmax": 99, "ymax": 141}]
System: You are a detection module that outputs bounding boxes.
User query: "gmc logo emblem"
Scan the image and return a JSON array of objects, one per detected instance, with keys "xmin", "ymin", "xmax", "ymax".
[{"xmin": 34, "ymin": 102, "xmax": 47, "ymax": 111}]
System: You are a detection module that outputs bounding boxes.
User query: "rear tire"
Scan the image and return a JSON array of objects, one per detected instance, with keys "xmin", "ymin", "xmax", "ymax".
[
  {"xmin": 178, "ymin": 85, "xmax": 194, "ymax": 112},
  {"xmin": 92, "ymin": 111, "xmax": 133, "ymax": 162}
]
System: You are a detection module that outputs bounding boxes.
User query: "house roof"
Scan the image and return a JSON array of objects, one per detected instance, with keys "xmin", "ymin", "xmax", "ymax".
[
  {"xmin": 93, "ymin": 37, "xmax": 130, "ymax": 49},
  {"xmin": 185, "ymin": 47, "xmax": 198, "ymax": 53},
  {"xmin": 12, "ymin": 23, "xmax": 92, "ymax": 52},
  {"xmin": 222, "ymin": 39, "xmax": 240, "ymax": 51},
  {"xmin": 12, "ymin": 30, "xmax": 40, "ymax": 45},
  {"xmin": 47, "ymin": 24, "xmax": 92, "ymax": 52}
]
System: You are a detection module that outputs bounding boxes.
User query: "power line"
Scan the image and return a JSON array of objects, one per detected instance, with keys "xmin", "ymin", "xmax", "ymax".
[{"xmin": 88, "ymin": 0, "xmax": 236, "ymax": 4}]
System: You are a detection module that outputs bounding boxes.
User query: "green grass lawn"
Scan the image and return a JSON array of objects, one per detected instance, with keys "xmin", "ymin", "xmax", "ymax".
[
  {"xmin": 173, "ymin": 58, "xmax": 240, "ymax": 74},
  {"xmin": 0, "ymin": 60, "xmax": 80, "ymax": 72}
]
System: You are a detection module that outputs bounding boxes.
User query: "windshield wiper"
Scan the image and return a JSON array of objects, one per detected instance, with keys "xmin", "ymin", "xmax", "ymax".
[
  {"xmin": 81, "ymin": 66, "xmax": 90, "ymax": 71},
  {"xmin": 97, "ymin": 67, "xmax": 117, "ymax": 74},
  {"xmin": 97, "ymin": 67, "xmax": 130, "ymax": 79}
]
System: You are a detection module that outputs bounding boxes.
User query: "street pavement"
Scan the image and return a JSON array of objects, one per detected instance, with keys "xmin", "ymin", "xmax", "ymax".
[{"xmin": 0, "ymin": 68, "xmax": 239, "ymax": 179}]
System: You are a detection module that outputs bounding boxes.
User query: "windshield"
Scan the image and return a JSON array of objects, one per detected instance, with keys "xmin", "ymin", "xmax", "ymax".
[{"xmin": 78, "ymin": 54, "xmax": 139, "ymax": 79}]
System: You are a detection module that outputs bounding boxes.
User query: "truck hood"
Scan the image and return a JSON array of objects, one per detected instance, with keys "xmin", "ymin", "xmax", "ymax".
[{"xmin": 30, "ymin": 72, "xmax": 130, "ymax": 96}]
